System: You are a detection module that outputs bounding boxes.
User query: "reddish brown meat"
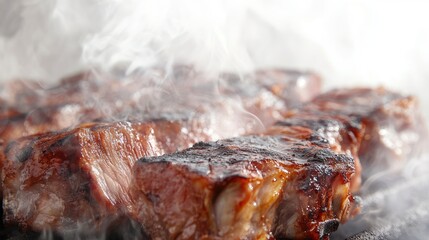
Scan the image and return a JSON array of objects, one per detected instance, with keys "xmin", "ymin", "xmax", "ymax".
[
  {"xmin": 128, "ymin": 87, "xmax": 426, "ymax": 239},
  {"xmin": 268, "ymin": 115, "xmax": 364, "ymax": 192},
  {"xmin": 176, "ymin": 66, "xmax": 322, "ymax": 127},
  {"xmin": 292, "ymin": 87, "xmax": 428, "ymax": 178},
  {"xmin": 2, "ymin": 116, "xmax": 215, "ymax": 232},
  {"xmin": 0, "ymin": 72, "xmax": 102, "ymax": 112},
  {"xmin": 2, "ymin": 81, "xmax": 426, "ymax": 239},
  {"xmin": 0, "ymin": 67, "xmax": 321, "ymax": 143},
  {"xmin": 266, "ymin": 87, "xmax": 427, "ymax": 190},
  {"xmin": 131, "ymin": 134, "xmax": 358, "ymax": 239},
  {"xmin": 0, "ymin": 67, "xmax": 320, "ymax": 237},
  {"xmin": 0, "ymin": 68, "xmax": 321, "ymax": 234}
]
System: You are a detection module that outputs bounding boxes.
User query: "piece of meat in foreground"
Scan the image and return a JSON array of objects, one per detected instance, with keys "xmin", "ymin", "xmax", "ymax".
[
  {"xmin": 2, "ymin": 117, "xmax": 214, "ymax": 232},
  {"xmin": 131, "ymin": 135, "xmax": 359, "ymax": 240},
  {"xmin": 0, "ymin": 68, "xmax": 322, "ymax": 234}
]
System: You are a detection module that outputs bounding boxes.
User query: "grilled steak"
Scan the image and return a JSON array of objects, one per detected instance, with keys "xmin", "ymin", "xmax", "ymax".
[
  {"xmin": 288, "ymin": 87, "xmax": 427, "ymax": 178},
  {"xmin": 267, "ymin": 87, "xmax": 427, "ymax": 190},
  {"xmin": 131, "ymin": 134, "xmax": 358, "ymax": 239},
  {"xmin": 2, "ymin": 116, "xmax": 215, "ymax": 232},
  {"xmin": 0, "ymin": 68, "xmax": 321, "ymax": 143},
  {"xmin": 0, "ymin": 68, "xmax": 320, "ymax": 194},
  {"xmin": 128, "ymin": 87, "xmax": 426, "ymax": 239},
  {"xmin": 3, "ymin": 64, "xmax": 424, "ymax": 240},
  {"xmin": 1, "ymin": 66, "xmax": 321, "ymax": 232},
  {"xmin": 268, "ymin": 115, "xmax": 364, "ymax": 192},
  {"xmin": 217, "ymin": 68, "xmax": 322, "ymax": 126}
]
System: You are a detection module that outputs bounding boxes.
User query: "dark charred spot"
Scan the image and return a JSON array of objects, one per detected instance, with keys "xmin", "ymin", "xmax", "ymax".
[
  {"xmin": 292, "ymin": 148, "xmax": 332, "ymax": 163},
  {"xmin": 298, "ymin": 176, "xmax": 312, "ymax": 191},
  {"xmin": 318, "ymin": 219, "xmax": 339, "ymax": 238},
  {"xmin": 193, "ymin": 141, "xmax": 214, "ymax": 149},
  {"xmin": 310, "ymin": 149, "xmax": 334, "ymax": 163},
  {"xmin": 333, "ymin": 153, "xmax": 354, "ymax": 164},
  {"xmin": 309, "ymin": 134, "xmax": 330, "ymax": 147},
  {"xmin": 50, "ymin": 135, "xmax": 75, "ymax": 148},
  {"xmin": 7, "ymin": 142, "xmax": 33, "ymax": 163},
  {"xmin": 307, "ymin": 209, "xmax": 316, "ymax": 219}
]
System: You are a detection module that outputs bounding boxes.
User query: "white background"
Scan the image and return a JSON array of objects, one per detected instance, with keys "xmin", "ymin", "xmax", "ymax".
[{"xmin": 1, "ymin": 0, "xmax": 428, "ymax": 119}]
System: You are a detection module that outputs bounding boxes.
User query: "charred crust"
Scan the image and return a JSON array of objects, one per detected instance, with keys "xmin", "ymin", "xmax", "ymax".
[
  {"xmin": 318, "ymin": 219, "xmax": 340, "ymax": 238},
  {"xmin": 193, "ymin": 141, "xmax": 215, "ymax": 148}
]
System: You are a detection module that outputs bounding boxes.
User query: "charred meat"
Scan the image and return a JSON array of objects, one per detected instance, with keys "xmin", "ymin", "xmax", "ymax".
[
  {"xmin": 129, "ymin": 87, "xmax": 427, "ymax": 239},
  {"xmin": 0, "ymin": 68, "xmax": 321, "ymax": 194},
  {"xmin": 267, "ymin": 115, "xmax": 364, "ymax": 192},
  {"xmin": 2, "ymin": 117, "xmax": 214, "ymax": 232},
  {"xmin": 287, "ymin": 87, "xmax": 428, "ymax": 178},
  {"xmin": 131, "ymin": 134, "xmax": 358, "ymax": 239},
  {"xmin": 0, "ymin": 68, "xmax": 321, "ymax": 148},
  {"xmin": 2, "ymin": 65, "xmax": 426, "ymax": 240}
]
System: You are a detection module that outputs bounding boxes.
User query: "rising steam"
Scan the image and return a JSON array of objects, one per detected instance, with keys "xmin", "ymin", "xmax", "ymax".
[
  {"xmin": 2, "ymin": 1, "xmax": 429, "ymax": 108},
  {"xmin": 1, "ymin": 0, "xmax": 429, "ymax": 239}
]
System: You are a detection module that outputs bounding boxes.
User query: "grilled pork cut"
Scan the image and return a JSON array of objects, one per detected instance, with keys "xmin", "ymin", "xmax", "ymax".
[
  {"xmin": 2, "ymin": 117, "xmax": 215, "ymax": 232},
  {"xmin": 131, "ymin": 134, "xmax": 358, "ymax": 240}
]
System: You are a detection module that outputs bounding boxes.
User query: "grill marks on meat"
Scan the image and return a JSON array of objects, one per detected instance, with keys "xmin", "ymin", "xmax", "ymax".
[
  {"xmin": 131, "ymin": 135, "xmax": 357, "ymax": 239},
  {"xmin": 2, "ymin": 118, "xmax": 214, "ymax": 231}
]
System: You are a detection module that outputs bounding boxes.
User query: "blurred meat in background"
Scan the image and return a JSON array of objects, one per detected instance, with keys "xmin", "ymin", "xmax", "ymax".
[{"xmin": 1, "ymin": 0, "xmax": 429, "ymax": 239}]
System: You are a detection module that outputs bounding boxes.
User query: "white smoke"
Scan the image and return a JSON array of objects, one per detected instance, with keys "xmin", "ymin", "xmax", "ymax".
[
  {"xmin": 1, "ymin": 1, "xmax": 429, "ymax": 238},
  {"xmin": 0, "ymin": 0, "xmax": 104, "ymax": 83},
  {"xmin": 82, "ymin": 0, "xmax": 258, "ymax": 75},
  {"xmin": 1, "ymin": 1, "xmax": 429, "ymax": 108}
]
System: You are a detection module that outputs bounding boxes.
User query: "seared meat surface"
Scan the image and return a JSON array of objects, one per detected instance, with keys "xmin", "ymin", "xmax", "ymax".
[
  {"xmin": 2, "ymin": 117, "xmax": 214, "ymax": 231},
  {"xmin": 129, "ymin": 87, "xmax": 426, "ymax": 239},
  {"xmin": 268, "ymin": 115, "xmax": 363, "ymax": 192},
  {"xmin": 0, "ymin": 68, "xmax": 321, "ymax": 141},
  {"xmin": 0, "ymin": 68, "xmax": 321, "ymax": 194},
  {"xmin": 1, "ymin": 68, "xmax": 321, "ymax": 234},
  {"xmin": 289, "ymin": 87, "xmax": 427, "ymax": 178},
  {"xmin": 1, "ymin": 65, "xmax": 426, "ymax": 240},
  {"xmin": 131, "ymin": 134, "xmax": 358, "ymax": 239},
  {"xmin": 267, "ymin": 87, "xmax": 427, "ymax": 190}
]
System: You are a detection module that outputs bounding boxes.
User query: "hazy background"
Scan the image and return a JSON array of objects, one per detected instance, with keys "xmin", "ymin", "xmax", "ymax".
[
  {"xmin": 1, "ymin": 1, "xmax": 429, "ymax": 239},
  {"xmin": 1, "ymin": 0, "xmax": 429, "ymax": 119}
]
